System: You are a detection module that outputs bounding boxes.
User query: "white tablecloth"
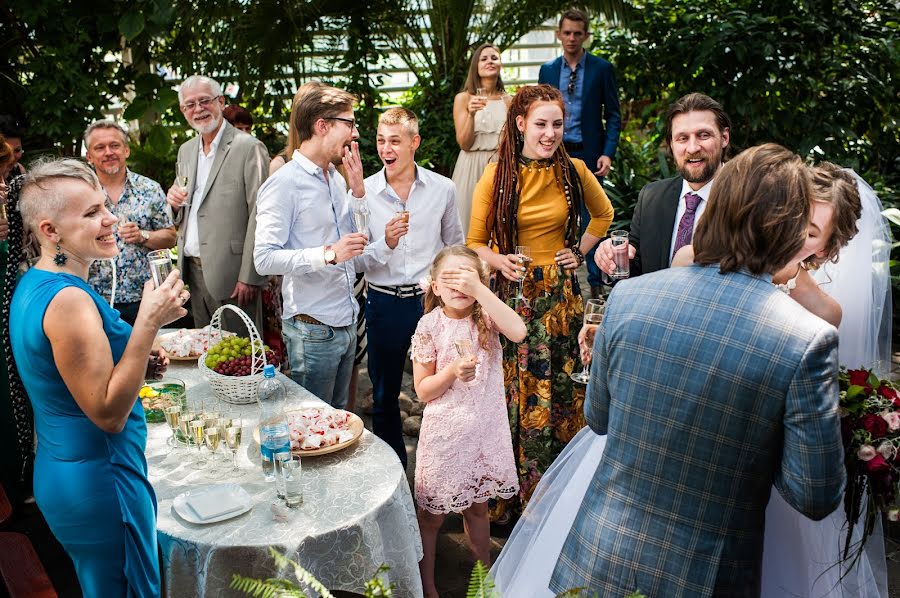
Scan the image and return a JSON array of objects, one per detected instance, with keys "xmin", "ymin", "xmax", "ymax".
[{"xmin": 147, "ymin": 361, "xmax": 424, "ymax": 597}]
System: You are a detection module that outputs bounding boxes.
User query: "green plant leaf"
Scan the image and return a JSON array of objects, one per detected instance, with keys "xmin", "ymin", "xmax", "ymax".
[
  {"xmin": 119, "ymin": 11, "xmax": 146, "ymax": 41},
  {"xmin": 883, "ymin": 208, "xmax": 900, "ymax": 227}
]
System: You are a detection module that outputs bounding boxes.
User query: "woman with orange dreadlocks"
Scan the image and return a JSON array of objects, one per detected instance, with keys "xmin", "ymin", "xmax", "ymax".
[{"xmin": 466, "ymin": 84, "xmax": 613, "ymax": 520}]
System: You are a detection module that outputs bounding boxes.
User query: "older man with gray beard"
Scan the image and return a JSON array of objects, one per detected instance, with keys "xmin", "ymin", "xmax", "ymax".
[{"xmin": 166, "ymin": 75, "xmax": 268, "ymax": 332}]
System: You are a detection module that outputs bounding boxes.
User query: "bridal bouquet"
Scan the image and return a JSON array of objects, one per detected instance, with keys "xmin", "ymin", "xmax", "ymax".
[{"xmin": 838, "ymin": 367, "xmax": 900, "ymax": 562}]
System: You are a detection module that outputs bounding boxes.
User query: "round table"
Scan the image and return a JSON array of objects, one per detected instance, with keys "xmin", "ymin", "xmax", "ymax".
[{"xmin": 147, "ymin": 360, "xmax": 424, "ymax": 597}]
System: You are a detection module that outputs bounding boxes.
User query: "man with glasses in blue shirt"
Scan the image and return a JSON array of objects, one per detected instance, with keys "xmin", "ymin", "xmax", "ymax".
[
  {"xmin": 254, "ymin": 85, "xmax": 402, "ymax": 409},
  {"xmin": 539, "ymin": 8, "xmax": 622, "ymax": 299}
]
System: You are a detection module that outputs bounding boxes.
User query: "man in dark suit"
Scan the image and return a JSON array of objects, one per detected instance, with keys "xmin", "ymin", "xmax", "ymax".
[
  {"xmin": 539, "ymin": 8, "xmax": 621, "ymax": 298},
  {"xmin": 596, "ymin": 93, "xmax": 731, "ymax": 276}
]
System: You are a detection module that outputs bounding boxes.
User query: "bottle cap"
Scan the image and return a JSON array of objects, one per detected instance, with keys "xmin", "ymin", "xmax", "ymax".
[{"xmin": 263, "ymin": 364, "xmax": 276, "ymax": 378}]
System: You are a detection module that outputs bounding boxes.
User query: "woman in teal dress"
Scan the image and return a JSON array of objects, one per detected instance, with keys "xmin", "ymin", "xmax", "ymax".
[{"xmin": 6, "ymin": 158, "xmax": 188, "ymax": 596}]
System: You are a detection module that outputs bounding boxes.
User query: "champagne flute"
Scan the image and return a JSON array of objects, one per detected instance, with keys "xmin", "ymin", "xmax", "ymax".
[
  {"xmin": 176, "ymin": 161, "xmax": 190, "ymax": 193},
  {"xmin": 571, "ymin": 299, "xmax": 605, "ymax": 384},
  {"xmin": 454, "ymin": 338, "xmax": 477, "ymax": 385},
  {"xmin": 190, "ymin": 419, "xmax": 207, "ymax": 468},
  {"xmin": 352, "ymin": 203, "xmax": 370, "ymax": 239},
  {"xmin": 164, "ymin": 406, "xmax": 182, "ymax": 450},
  {"xmin": 513, "ymin": 245, "xmax": 532, "ymax": 307},
  {"xmin": 393, "ymin": 199, "xmax": 409, "ymax": 248},
  {"xmin": 179, "ymin": 410, "xmax": 196, "ymax": 446},
  {"xmin": 224, "ymin": 413, "xmax": 243, "ymax": 471},
  {"xmin": 204, "ymin": 425, "xmax": 223, "ymax": 478}
]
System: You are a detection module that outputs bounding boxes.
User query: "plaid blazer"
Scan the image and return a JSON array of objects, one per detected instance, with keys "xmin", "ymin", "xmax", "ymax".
[{"xmin": 551, "ymin": 265, "xmax": 846, "ymax": 597}]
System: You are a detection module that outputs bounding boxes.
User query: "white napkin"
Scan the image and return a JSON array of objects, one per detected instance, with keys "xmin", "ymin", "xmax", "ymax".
[{"xmin": 186, "ymin": 487, "xmax": 246, "ymax": 521}]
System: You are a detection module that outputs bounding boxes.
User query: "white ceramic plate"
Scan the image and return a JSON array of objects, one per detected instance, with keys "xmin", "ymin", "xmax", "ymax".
[{"xmin": 172, "ymin": 483, "xmax": 253, "ymax": 524}]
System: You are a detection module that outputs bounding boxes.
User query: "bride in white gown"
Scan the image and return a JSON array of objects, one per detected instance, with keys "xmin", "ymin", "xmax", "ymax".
[{"xmin": 490, "ymin": 166, "xmax": 893, "ymax": 597}]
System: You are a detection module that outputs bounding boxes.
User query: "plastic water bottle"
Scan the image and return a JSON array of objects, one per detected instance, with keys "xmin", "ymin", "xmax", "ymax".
[{"xmin": 257, "ymin": 365, "xmax": 291, "ymax": 492}]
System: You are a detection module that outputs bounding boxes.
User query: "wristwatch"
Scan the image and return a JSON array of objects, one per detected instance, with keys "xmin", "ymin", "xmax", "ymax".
[
  {"xmin": 324, "ymin": 245, "xmax": 337, "ymax": 265},
  {"xmin": 140, "ymin": 230, "xmax": 150, "ymax": 245}
]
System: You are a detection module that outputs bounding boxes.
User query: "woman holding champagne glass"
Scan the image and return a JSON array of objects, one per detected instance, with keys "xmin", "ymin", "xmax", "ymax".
[
  {"xmin": 6, "ymin": 159, "xmax": 188, "ymax": 596},
  {"xmin": 467, "ymin": 85, "xmax": 614, "ymax": 521},
  {"xmin": 452, "ymin": 43, "xmax": 511, "ymax": 236}
]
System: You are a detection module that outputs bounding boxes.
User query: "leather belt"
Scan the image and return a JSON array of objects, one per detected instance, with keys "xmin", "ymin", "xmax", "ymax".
[
  {"xmin": 293, "ymin": 314, "xmax": 325, "ymax": 325},
  {"xmin": 564, "ymin": 141, "xmax": 584, "ymax": 152},
  {"xmin": 368, "ymin": 283, "xmax": 425, "ymax": 299}
]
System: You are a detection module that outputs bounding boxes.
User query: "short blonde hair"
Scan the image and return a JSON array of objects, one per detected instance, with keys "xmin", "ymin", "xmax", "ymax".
[
  {"xmin": 378, "ymin": 107, "xmax": 419, "ymax": 138},
  {"xmin": 19, "ymin": 158, "xmax": 100, "ymax": 238}
]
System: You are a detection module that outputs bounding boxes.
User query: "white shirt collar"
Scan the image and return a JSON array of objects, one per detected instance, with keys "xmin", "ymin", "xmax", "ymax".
[
  {"xmin": 370, "ymin": 164, "xmax": 424, "ymax": 197},
  {"xmin": 680, "ymin": 176, "xmax": 715, "ymax": 202},
  {"xmin": 292, "ymin": 149, "xmax": 337, "ymax": 178}
]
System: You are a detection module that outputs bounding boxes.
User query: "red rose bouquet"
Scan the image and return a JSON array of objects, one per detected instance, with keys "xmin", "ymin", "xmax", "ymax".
[{"xmin": 839, "ymin": 367, "xmax": 900, "ymax": 564}]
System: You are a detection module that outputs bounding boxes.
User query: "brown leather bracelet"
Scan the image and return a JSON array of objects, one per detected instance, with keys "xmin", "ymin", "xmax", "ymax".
[{"xmin": 571, "ymin": 246, "xmax": 585, "ymax": 265}]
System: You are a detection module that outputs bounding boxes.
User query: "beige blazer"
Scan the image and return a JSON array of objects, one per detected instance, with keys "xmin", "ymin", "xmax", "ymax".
[{"xmin": 172, "ymin": 121, "xmax": 268, "ymax": 298}]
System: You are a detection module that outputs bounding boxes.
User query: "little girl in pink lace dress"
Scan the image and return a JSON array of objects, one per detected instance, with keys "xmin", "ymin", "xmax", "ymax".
[{"xmin": 411, "ymin": 246, "xmax": 526, "ymax": 598}]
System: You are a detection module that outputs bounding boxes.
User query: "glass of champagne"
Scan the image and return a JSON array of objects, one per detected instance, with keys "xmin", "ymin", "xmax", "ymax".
[
  {"xmin": 352, "ymin": 203, "xmax": 369, "ymax": 239},
  {"xmin": 571, "ymin": 299, "xmax": 605, "ymax": 384},
  {"xmin": 204, "ymin": 425, "xmax": 224, "ymax": 478},
  {"xmin": 393, "ymin": 199, "xmax": 409, "ymax": 248},
  {"xmin": 147, "ymin": 249, "xmax": 173, "ymax": 288},
  {"xmin": 453, "ymin": 338, "xmax": 477, "ymax": 385},
  {"xmin": 164, "ymin": 406, "xmax": 182, "ymax": 450},
  {"xmin": 190, "ymin": 419, "xmax": 207, "ymax": 468},
  {"xmin": 224, "ymin": 413, "xmax": 243, "ymax": 471},
  {"xmin": 513, "ymin": 245, "xmax": 532, "ymax": 307},
  {"xmin": 179, "ymin": 410, "xmax": 195, "ymax": 447},
  {"xmin": 176, "ymin": 161, "xmax": 190, "ymax": 193}
]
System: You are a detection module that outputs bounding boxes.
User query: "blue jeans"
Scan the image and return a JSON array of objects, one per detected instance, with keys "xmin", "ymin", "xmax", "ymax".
[
  {"xmin": 569, "ymin": 150, "xmax": 603, "ymax": 289},
  {"xmin": 282, "ymin": 318, "xmax": 356, "ymax": 409}
]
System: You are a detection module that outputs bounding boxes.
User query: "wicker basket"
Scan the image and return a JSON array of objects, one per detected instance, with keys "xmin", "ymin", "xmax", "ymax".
[{"xmin": 198, "ymin": 304, "xmax": 266, "ymax": 405}]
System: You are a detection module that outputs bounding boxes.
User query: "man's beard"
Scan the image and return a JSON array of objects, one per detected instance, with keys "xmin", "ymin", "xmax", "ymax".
[
  {"xmin": 97, "ymin": 164, "xmax": 122, "ymax": 176},
  {"xmin": 678, "ymin": 149, "xmax": 722, "ymax": 184},
  {"xmin": 190, "ymin": 114, "xmax": 223, "ymax": 136}
]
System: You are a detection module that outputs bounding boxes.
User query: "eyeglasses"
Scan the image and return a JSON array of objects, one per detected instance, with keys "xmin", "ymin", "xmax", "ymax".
[
  {"xmin": 324, "ymin": 117, "xmax": 359, "ymax": 131},
  {"xmin": 180, "ymin": 95, "xmax": 222, "ymax": 112},
  {"xmin": 567, "ymin": 67, "xmax": 578, "ymax": 96}
]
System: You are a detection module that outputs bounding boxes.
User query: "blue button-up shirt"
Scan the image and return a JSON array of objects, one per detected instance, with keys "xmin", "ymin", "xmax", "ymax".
[
  {"xmin": 362, "ymin": 165, "xmax": 464, "ymax": 287},
  {"xmin": 560, "ymin": 51, "xmax": 587, "ymax": 144},
  {"xmin": 254, "ymin": 151, "xmax": 391, "ymax": 326}
]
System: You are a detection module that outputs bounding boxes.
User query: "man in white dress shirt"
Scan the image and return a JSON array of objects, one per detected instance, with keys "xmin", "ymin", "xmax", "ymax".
[
  {"xmin": 594, "ymin": 93, "xmax": 732, "ymax": 276},
  {"xmin": 254, "ymin": 85, "xmax": 404, "ymax": 409},
  {"xmin": 363, "ymin": 108, "xmax": 464, "ymax": 468}
]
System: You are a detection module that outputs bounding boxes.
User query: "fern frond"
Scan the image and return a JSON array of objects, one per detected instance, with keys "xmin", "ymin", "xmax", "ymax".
[
  {"xmin": 230, "ymin": 574, "xmax": 288, "ymax": 598},
  {"xmin": 363, "ymin": 564, "xmax": 395, "ymax": 597},
  {"xmin": 465, "ymin": 561, "xmax": 498, "ymax": 598},
  {"xmin": 268, "ymin": 547, "xmax": 335, "ymax": 598}
]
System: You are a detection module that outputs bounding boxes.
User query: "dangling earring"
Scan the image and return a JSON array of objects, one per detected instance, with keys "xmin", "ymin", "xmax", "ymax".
[{"xmin": 54, "ymin": 243, "xmax": 68, "ymax": 266}]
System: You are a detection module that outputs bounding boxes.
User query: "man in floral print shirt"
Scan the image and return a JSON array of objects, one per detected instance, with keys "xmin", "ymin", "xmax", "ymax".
[{"xmin": 85, "ymin": 120, "xmax": 176, "ymax": 325}]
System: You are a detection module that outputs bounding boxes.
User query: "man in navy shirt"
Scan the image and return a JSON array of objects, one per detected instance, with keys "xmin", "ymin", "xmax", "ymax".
[{"xmin": 539, "ymin": 8, "xmax": 621, "ymax": 298}]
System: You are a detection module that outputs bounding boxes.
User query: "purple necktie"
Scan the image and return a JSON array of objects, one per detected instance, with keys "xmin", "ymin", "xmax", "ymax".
[{"xmin": 672, "ymin": 192, "xmax": 703, "ymax": 259}]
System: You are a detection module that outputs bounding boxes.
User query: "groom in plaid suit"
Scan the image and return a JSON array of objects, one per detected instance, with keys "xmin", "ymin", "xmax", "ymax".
[{"xmin": 551, "ymin": 144, "xmax": 846, "ymax": 597}]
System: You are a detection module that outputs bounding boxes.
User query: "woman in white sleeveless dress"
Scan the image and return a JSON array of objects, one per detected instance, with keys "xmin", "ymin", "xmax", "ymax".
[
  {"xmin": 452, "ymin": 43, "xmax": 510, "ymax": 236},
  {"xmin": 490, "ymin": 164, "xmax": 892, "ymax": 597}
]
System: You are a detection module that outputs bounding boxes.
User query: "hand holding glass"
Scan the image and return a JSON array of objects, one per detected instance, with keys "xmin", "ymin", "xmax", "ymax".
[
  {"xmin": 513, "ymin": 245, "xmax": 532, "ymax": 307},
  {"xmin": 571, "ymin": 299, "xmax": 605, "ymax": 384},
  {"xmin": 610, "ymin": 231, "xmax": 630, "ymax": 279},
  {"xmin": 148, "ymin": 249, "xmax": 173, "ymax": 288}
]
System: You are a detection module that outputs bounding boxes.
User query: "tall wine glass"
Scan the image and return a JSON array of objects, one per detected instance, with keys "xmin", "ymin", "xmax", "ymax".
[
  {"xmin": 571, "ymin": 299, "xmax": 605, "ymax": 384},
  {"xmin": 204, "ymin": 425, "xmax": 224, "ymax": 478},
  {"xmin": 352, "ymin": 203, "xmax": 370, "ymax": 239},
  {"xmin": 454, "ymin": 338, "xmax": 477, "ymax": 385},
  {"xmin": 513, "ymin": 245, "xmax": 532, "ymax": 307},
  {"xmin": 393, "ymin": 199, "xmax": 409, "ymax": 248},
  {"xmin": 176, "ymin": 161, "xmax": 190, "ymax": 193},
  {"xmin": 224, "ymin": 413, "xmax": 243, "ymax": 472},
  {"xmin": 164, "ymin": 406, "xmax": 182, "ymax": 450},
  {"xmin": 190, "ymin": 419, "xmax": 207, "ymax": 468}
]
